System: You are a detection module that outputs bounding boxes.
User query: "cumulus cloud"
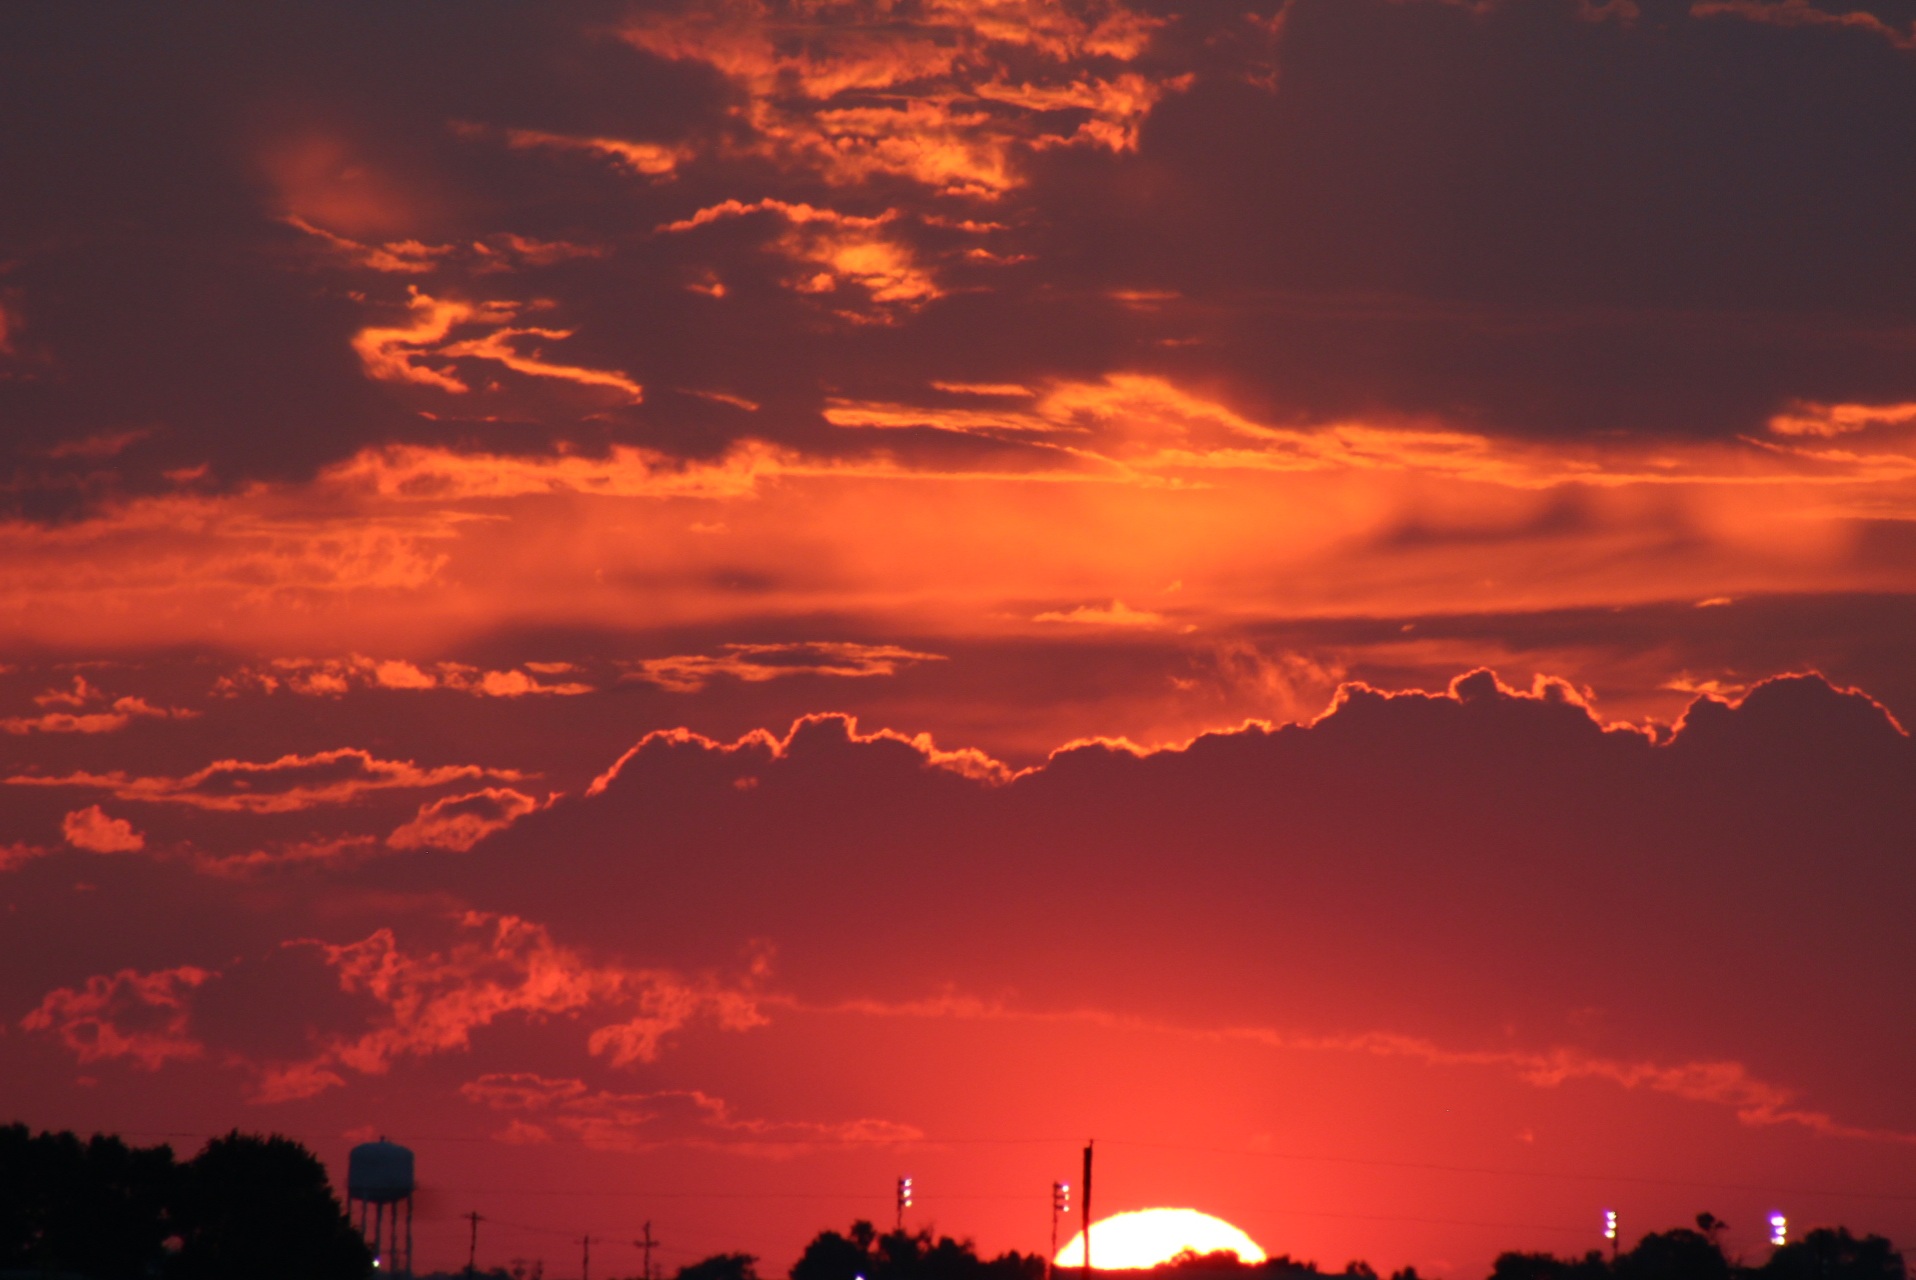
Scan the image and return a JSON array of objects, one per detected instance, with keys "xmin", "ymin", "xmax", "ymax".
[
  {"xmin": 61, "ymin": 805, "xmax": 146, "ymax": 853},
  {"xmin": 456, "ymin": 670, "xmax": 1913, "ymax": 1142},
  {"xmin": 2, "ymin": 675, "xmax": 196, "ymax": 735}
]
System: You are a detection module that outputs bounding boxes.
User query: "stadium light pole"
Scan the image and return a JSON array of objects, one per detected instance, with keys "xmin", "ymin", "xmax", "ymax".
[{"xmin": 1051, "ymin": 1181, "xmax": 1071, "ymax": 1280}]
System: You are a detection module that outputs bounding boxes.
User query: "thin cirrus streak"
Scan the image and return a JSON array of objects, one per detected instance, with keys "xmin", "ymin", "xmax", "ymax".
[
  {"xmin": 783, "ymin": 994, "xmax": 1916, "ymax": 1147},
  {"xmin": 459, "ymin": 1074, "xmax": 923, "ymax": 1153},
  {"xmin": 1690, "ymin": 0, "xmax": 1916, "ymax": 49},
  {"xmin": 5, "ymin": 747, "xmax": 526, "ymax": 814},
  {"xmin": 620, "ymin": 641, "xmax": 948, "ymax": 693},
  {"xmin": 213, "ymin": 656, "xmax": 592, "ymax": 698}
]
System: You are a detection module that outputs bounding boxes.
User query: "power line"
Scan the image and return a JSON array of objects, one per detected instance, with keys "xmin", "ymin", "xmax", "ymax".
[
  {"xmin": 1096, "ymin": 1139, "xmax": 1916, "ymax": 1204},
  {"xmin": 101, "ymin": 1128, "xmax": 1916, "ymax": 1205}
]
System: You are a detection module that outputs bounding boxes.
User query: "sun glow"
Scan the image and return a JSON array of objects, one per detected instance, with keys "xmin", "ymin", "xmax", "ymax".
[{"xmin": 1056, "ymin": 1209, "xmax": 1267, "ymax": 1271}]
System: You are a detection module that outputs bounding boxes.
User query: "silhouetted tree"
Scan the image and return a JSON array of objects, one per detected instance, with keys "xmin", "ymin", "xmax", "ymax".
[
  {"xmin": 1261, "ymin": 1255, "xmax": 1325, "ymax": 1280},
  {"xmin": 678, "ymin": 1254, "xmax": 762, "ymax": 1280},
  {"xmin": 1762, "ymin": 1230, "xmax": 1906, "ymax": 1280},
  {"xmin": 1617, "ymin": 1228, "xmax": 1731, "ymax": 1280},
  {"xmin": 166, "ymin": 1131, "xmax": 370, "ymax": 1280},
  {"xmin": 0, "ymin": 1123, "xmax": 178, "ymax": 1278}
]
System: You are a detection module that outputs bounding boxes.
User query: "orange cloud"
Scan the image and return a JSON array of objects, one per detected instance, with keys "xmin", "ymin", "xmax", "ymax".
[
  {"xmin": 7, "ymin": 369, "xmax": 1916, "ymax": 656},
  {"xmin": 1033, "ymin": 599, "xmax": 1166, "ymax": 627},
  {"xmin": 3, "ymin": 676, "xmax": 195, "ymax": 734},
  {"xmin": 283, "ymin": 215, "xmax": 452, "ymax": 274},
  {"xmin": 21, "ymin": 966, "xmax": 213, "ymax": 1070},
  {"xmin": 386, "ymin": 787, "xmax": 545, "ymax": 851},
  {"xmin": 61, "ymin": 805, "xmax": 146, "ymax": 853},
  {"xmin": 661, "ymin": 199, "xmax": 942, "ymax": 312},
  {"xmin": 622, "ymin": 641, "xmax": 945, "ymax": 692},
  {"xmin": 214, "ymin": 655, "xmax": 591, "ymax": 698},
  {"xmin": 499, "ymin": 126, "xmax": 688, "ymax": 177},
  {"xmin": 0, "ymin": 843, "xmax": 47, "ymax": 872},
  {"xmin": 251, "ymin": 913, "xmax": 766, "ymax": 1100},
  {"xmin": 351, "ymin": 287, "xmax": 641, "ymax": 399},
  {"xmin": 620, "ymin": 0, "xmax": 1181, "ymax": 196},
  {"xmin": 261, "ymin": 133, "xmax": 425, "ymax": 239},
  {"xmin": 9, "ymin": 747, "xmax": 523, "ymax": 814},
  {"xmin": 1768, "ymin": 398, "xmax": 1916, "ymax": 437}
]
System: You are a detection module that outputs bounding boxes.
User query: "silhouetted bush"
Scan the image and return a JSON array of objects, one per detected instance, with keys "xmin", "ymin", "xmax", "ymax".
[
  {"xmin": 1762, "ymin": 1230, "xmax": 1906, "ymax": 1280},
  {"xmin": 791, "ymin": 1222, "xmax": 1042, "ymax": 1280},
  {"xmin": 678, "ymin": 1254, "xmax": 762, "ymax": 1280}
]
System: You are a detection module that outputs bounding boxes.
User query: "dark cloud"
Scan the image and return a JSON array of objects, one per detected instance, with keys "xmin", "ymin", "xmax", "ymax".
[
  {"xmin": 331, "ymin": 671, "xmax": 1912, "ymax": 1134},
  {"xmin": 9, "ymin": 0, "xmax": 1916, "ymax": 519}
]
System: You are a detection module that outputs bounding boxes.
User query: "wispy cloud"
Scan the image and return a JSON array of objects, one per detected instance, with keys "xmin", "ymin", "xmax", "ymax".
[
  {"xmin": 8, "ymin": 747, "xmax": 524, "ymax": 813},
  {"xmin": 621, "ymin": 641, "xmax": 945, "ymax": 693}
]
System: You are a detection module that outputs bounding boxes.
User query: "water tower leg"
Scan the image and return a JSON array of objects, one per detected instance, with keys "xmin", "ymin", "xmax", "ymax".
[{"xmin": 406, "ymin": 1194, "xmax": 414, "ymax": 1277}]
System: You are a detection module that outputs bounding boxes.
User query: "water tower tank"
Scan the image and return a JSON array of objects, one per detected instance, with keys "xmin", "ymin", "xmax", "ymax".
[{"xmin": 348, "ymin": 1140, "xmax": 415, "ymax": 1205}]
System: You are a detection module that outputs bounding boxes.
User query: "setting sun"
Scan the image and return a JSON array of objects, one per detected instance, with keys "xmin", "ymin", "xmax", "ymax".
[{"xmin": 1056, "ymin": 1209, "xmax": 1268, "ymax": 1271}]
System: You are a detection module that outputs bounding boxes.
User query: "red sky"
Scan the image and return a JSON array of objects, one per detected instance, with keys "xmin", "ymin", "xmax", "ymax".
[{"xmin": 4, "ymin": 1, "xmax": 1916, "ymax": 1275}]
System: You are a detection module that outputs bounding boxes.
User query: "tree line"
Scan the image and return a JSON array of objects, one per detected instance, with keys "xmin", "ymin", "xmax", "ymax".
[
  {"xmin": 3, "ymin": 1125, "xmax": 1905, "ymax": 1280},
  {"xmin": 1, "ymin": 1123, "xmax": 369, "ymax": 1279}
]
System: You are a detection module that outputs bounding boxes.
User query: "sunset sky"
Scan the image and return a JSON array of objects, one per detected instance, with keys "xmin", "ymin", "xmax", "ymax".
[{"xmin": 4, "ymin": 1, "xmax": 1916, "ymax": 1274}]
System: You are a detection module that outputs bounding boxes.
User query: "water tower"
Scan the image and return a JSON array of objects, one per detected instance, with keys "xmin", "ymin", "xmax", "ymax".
[{"xmin": 348, "ymin": 1138, "xmax": 415, "ymax": 1276}]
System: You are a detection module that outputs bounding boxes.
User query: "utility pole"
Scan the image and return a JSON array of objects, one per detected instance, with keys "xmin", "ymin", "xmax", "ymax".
[
  {"xmin": 1081, "ymin": 1142, "xmax": 1093, "ymax": 1280},
  {"xmin": 636, "ymin": 1222, "xmax": 659, "ymax": 1280},
  {"xmin": 1050, "ymin": 1181, "xmax": 1070, "ymax": 1280},
  {"xmin": 582, "ymin": 1235, "xmax": 593, "ymax": 1280},
  {"xmin": 896, "ymin": 1176, "xmax": 913, "ymax": 1232},
  {"xmin": 466, "ymin": 1212, "xmax": 485, "ymax": 1277}
]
